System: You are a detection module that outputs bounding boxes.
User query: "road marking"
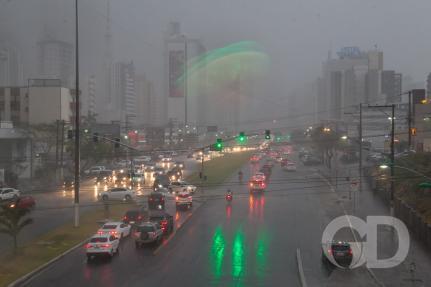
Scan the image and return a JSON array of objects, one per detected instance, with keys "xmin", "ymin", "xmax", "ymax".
[{"xmin": 296, "ymin": 248, "xmax": 308, "ymax": 287}]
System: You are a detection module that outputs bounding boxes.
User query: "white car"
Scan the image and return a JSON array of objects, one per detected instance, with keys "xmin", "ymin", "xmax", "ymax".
[
  {"xmin": 85, "ymin": 234, "xmax": 119, "ymax": 260},
  {"xmin": 99, "ymin": 187, "xmax": 136, "ymax": 201},
  {"xmin": 0, "ymin": 188, "xmax": 21, "ymax": 201},
  {"xmin": 84, "ymin": 166, "xmax": 106, "ymax": 176},
  {"xmin": 176, "ymin": 191, "xmax": 193, "ymax": 209},
  {"xmin": 97, "ymin": 222, "xmax": 131, "ymax": 239},
  {"xmin": 169, "ymin": 181, "xmax": 197, "ymax": 194},
  {"xmin": 284, "ymin": 162, "xmax": 297, "ymax": 171}
]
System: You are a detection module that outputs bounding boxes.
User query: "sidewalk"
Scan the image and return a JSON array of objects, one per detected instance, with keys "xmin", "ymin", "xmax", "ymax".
[{"xmin": 318, "ymin": 158, "xmax": 431, "ymax": 286}]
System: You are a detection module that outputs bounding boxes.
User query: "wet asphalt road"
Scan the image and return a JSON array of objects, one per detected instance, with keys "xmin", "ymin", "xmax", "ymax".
[{"xmin": 25, "ymin": 155, "xmax": 380, "ymax": 287}]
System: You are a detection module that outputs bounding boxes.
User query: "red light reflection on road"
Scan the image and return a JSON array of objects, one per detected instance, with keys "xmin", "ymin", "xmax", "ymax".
[
  {"xmin": 226, "ymin": 204, "xmax": 232, "ymax": 219},
  {"xmin": 175, "ymin": 211, "xmax": 180, "ymax": 222}
]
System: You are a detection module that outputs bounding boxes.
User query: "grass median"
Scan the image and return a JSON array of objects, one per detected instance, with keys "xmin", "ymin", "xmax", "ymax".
[
  {"xmin": 187, "ymin": 150, "xmax": 253, "ymax": 190},
  {"xmin": 0, "ymin": 202, "xmax": 135, "ymax": 287}
]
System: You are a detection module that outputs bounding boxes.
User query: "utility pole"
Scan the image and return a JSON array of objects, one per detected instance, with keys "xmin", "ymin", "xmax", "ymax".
[
  {"xmin": 74, "ymin": 0, "xmax": 81, "ymax": 228},
  {"xmin": 359, "ymin": 104, "xmax": 363, "ymax": 194},
  {"xmin": 184, "ymin": 36, "xmax": 188, "ymax": 126},
  {"xmin": 60, "ymin": 120, "xmax": 65, "ymax": 181},
  {"xmin": 408, "ymin": 90, "xmax": 412, "ymax": 150},
  {"xmin": 55, "ymin": 119, "xmax": 59, "ymax": 182},
  {"xmin": 390, "ymin": 104, "xmax": 395, "ymax": 216}
]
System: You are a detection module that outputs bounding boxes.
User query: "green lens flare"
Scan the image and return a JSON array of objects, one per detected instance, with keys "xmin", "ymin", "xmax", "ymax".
[{"xmin": 177, "ymin": 41, "xmax": 269, "ymax": 98}]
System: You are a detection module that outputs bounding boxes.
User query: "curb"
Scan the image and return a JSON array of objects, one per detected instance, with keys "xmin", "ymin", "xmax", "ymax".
[
  {"xmin": 152, "ymin": 199, "xmax": 207, "ymax": 256},
  {"xmin": 7, "ymin": 236, "xmax": 92, "ymax": 287},
  {"xmin": 296, "ymin": 248, "xmax": 308, "ymax": 287}
]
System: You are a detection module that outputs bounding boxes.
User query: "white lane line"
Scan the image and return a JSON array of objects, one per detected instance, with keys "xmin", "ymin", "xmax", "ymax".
[{"xmin": 296, "ymin": 248, "xmax": 308, "ymax": 287}]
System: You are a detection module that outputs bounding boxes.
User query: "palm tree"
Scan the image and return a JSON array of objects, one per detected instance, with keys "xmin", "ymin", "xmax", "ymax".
[{"xmin": 0, "ymin": 205, "xmax": 33, "ymax": 254}]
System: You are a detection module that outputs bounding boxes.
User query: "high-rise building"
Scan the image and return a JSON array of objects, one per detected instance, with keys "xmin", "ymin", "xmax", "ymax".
[
  {"xmin": 164, "ymin": 22, "xmax": 207, "ymax": 128},
  {"xmin": 135, "ymin": 75, "xmax": 157, "ymax": 127},
  {"xmin": 382, "ymin": 70, "xmax": 402, "ymax": 103},
  {"xmin": 112, "ymin": 61, "xmax": 137, "ymax": 126},
  {"xmin": 318, "ymin": 47, "xmax": 386, "ymax": 121},
  {"xmin": 38, "ymin": 39, "xmax": 73, "ymax": 87},
  {"xmin": 0, "ymin": 43, "xmax": 23, "ymax": 86}
]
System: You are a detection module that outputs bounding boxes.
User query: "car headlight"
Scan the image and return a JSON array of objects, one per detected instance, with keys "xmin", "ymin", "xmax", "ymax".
[{"xmin": 158, "ymin": 184, "xmax": 163, "ymax": 188}]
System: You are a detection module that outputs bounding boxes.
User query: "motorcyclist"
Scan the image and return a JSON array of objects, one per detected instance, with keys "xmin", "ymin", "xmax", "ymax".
[{"xmin": 226, "ymin": 189, "xmax": 233, "ymax": 201}]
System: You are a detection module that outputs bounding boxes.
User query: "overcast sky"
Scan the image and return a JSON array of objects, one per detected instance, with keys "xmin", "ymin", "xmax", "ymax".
[{"xmin": 1, "ymin": 0, "xmax": 431, "ymax": 123}]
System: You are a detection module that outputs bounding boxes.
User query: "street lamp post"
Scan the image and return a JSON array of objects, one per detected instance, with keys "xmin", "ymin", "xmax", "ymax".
[
  {"xmin": 73, "ymin": 0, "xmax": 81, "ymax": 227},
  {"xmin": 368, "ymin": 104, "xmax": 395, "ymax": 216}
]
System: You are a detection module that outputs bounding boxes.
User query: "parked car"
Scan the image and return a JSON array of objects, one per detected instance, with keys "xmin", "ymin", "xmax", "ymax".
[
  {"xmin": 0, "ymin": 188, "xmax": 20, "ymax": 201},
  {"xmin": 97, "ymin": 222, "xmax": 131, "ymax": 239},
  {"xmin": 148, "ymin": 192, "xmax": 165, "ymax": 210},
  {"xmin": 133, "ymin": 222, "xmax": 163, "ymax": 247},
  {"xmin": 148, "ymin": 210, "xmax": 174, "ymax": 234},
  {"xmin": 85, "ymin": 234, "xmax": 119, "ymax": 260},
  {"xmin": 8, "ymin": 195, "xmax": 35, "ymax": 209},
  {"xmin": 98, "ymin": 187, "xmax": 136, "ymax": 201},
  {"xmin": 123, "ymin": 209, "xmax": 146, "ymax": 225},
  {"xmin": 175, "ymin": 191, "xmax": 193, "ymax": 209}
]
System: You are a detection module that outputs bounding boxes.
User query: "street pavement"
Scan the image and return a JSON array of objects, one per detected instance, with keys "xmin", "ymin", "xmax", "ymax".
[
  {"xmin": 25, "ymin": 151, "xmax": 384, "ymax": 287},
  {"xmin": 0, "ymin": 157, "xmax": 200, "ymax": 254}
]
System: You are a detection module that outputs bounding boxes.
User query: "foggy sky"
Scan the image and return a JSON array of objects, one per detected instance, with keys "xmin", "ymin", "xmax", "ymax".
[{"xmin": 1, "ymin": 0, "xmax": 431, "ymax": 125}]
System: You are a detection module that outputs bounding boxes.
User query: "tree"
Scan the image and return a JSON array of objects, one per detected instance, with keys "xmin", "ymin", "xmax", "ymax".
[{"xmin": 0, "ymin": 205, "xmax": 33, "ymax": 254}]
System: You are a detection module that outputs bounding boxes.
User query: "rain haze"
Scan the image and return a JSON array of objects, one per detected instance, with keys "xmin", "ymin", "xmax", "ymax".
[{"xmin": 2, "ymin": 1, "xmax": 431, "ymax": 287}]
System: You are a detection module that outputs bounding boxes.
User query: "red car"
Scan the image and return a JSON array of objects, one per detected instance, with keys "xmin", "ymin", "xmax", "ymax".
[{"xmin": 9, "ymin": 196, "xmax": 36, "ymax": 209}]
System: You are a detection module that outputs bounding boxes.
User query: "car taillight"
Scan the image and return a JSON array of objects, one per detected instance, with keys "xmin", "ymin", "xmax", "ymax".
[
  {"xmin": 149, "ymin": 198, "xmax": 153, "ymax": 201},
  {"xmin": 348, "ymin": 248, "xmax": 353, "ymax": 255},
  {"xmin": 328, "ymin": 249, "xmax": 332, "ymax": 254},
  {"xmin": 137, "ymin": 215, "xmax": 142, "ymax": 220},
  {"xmin": 161, "ymin": 219, "xmax": 168, "ymax": 226},
  {"xmin": 85, "ymin": 243, "xmax": 92, "ymax": 249},
  {"xmin": 176, "ymin": 196, "xmax": 179, "ymax": 201},
  {"xmin": 249, "ymin": 183, "xmax": 253, "ymax": 187},
  {"xmin": 123, "ymin": 216, "xmax": 127, "ymax": 221},
  {"xmin": 100, "ymin": 244, "xmax": 111, "ymax": 249},
  {"xmin": 188, "ymin": 196, "xmax": 192, "ymax": 199}
]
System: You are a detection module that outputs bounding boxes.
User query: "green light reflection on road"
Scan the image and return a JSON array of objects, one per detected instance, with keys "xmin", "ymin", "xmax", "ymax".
[
  {"xmin": 210, "ymin": 226, "xmax": 226, "ymax": 280},
  {"xmin": 232, "ymin": 229, "xmax": 246, "ymax": 280},
  {"xmin": 256, "ymin": 231, "xmax": 269, "ymax": 280}
]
